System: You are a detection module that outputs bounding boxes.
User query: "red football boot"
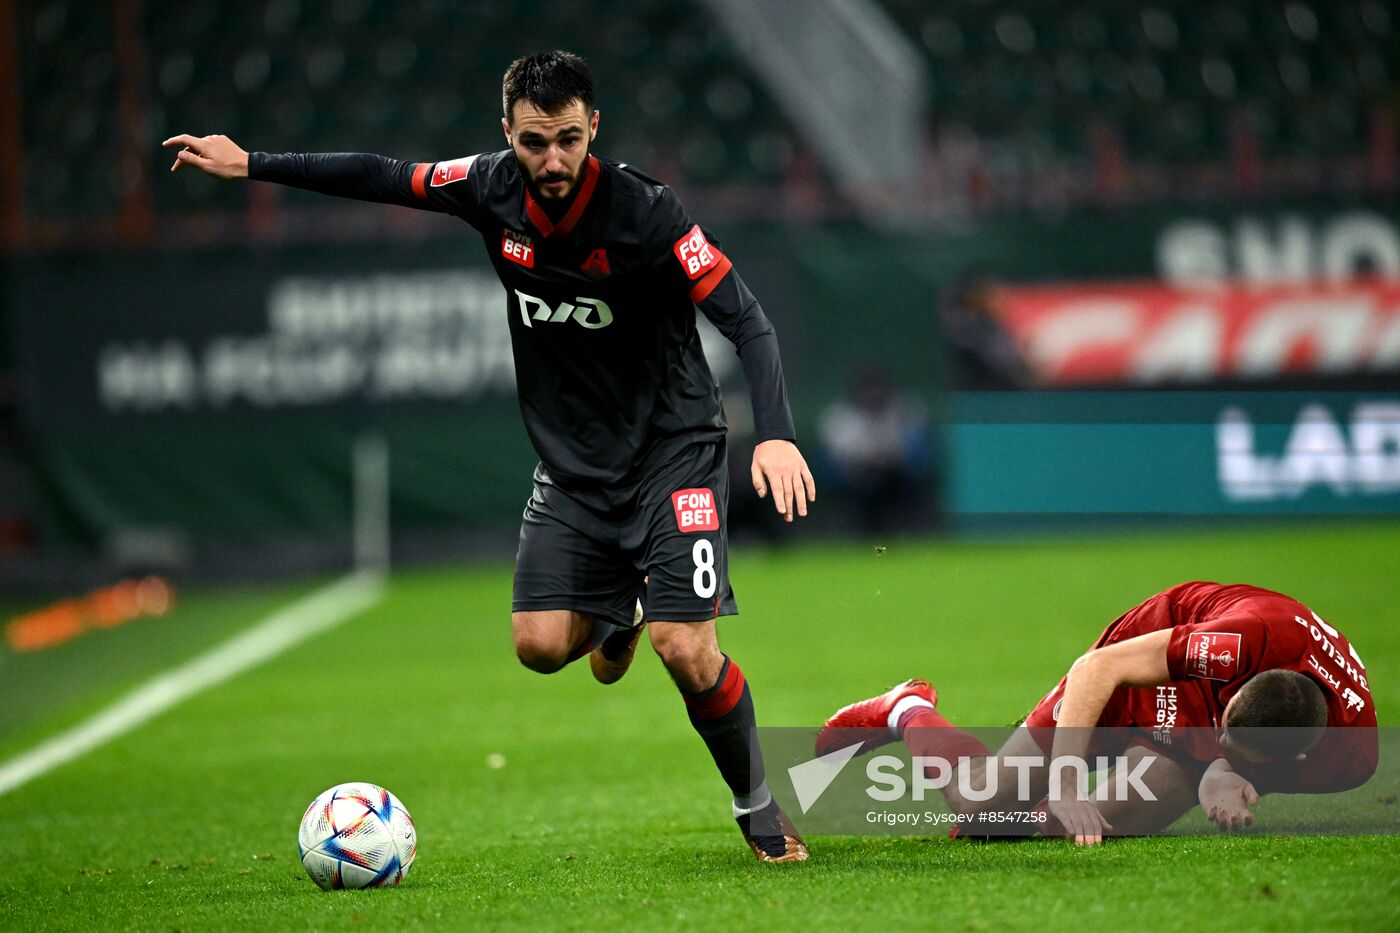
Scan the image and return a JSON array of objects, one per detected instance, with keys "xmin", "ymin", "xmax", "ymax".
[{"xmin": 814, "ymin": 679, "xmax": 937, "ymax": 759}]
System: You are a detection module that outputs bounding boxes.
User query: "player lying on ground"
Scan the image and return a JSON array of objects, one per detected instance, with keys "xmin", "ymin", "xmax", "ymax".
[
  {"xmin": 163, "ymin": 50, "xmax": 815, "ymax": 862},
  {"xmin": 817, "ymin": 582, "xmax": 1377, "ymax": 845}
]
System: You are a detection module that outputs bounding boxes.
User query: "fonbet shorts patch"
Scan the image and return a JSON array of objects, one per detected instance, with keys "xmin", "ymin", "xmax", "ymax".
[{"xmin": 512, "ymin": 439, "xmax": 737, "ymax": 627}]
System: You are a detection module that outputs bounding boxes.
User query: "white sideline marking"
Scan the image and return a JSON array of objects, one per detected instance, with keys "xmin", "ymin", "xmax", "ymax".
[{"xmin": 0, "ymin": 571, "xmax": 385, "ymax": 799}]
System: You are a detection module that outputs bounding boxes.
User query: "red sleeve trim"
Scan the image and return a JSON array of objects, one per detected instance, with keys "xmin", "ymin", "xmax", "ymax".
[
  {"xmin": 411, "ymin": 162, "xmax": 430, "ymax": 201},
  {"xmin": 688, "ymin": 255, "xmax": 733, "ymax": 303}
]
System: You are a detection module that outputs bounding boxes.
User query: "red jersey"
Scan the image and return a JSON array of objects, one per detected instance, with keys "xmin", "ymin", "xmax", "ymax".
[{"xmin": 1028, "ymin": 582, "xmax": 1377, "ymax": 793}]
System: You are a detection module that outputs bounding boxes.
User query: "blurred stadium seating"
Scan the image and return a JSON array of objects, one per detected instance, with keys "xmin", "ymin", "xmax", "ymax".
[
  {"xmin": 896, "ymin": 0, "xmax": 1400, "ymax": 207},
  {"xmin": 10, "ymin": 0, "xmax": 1398, "ymax": 243},
  {"xmin": 883, "ymin": 0, "xmax": 1397, "ymax": 209},
  {"xmin": 15, "ymin": 0, "xmax": 816, "ymax": 233}
]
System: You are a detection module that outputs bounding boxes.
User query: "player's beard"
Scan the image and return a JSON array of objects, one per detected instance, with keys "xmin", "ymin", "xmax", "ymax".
[{"xmin": 527, "ymin": 152, "xmax": 588, "ymax": 203}]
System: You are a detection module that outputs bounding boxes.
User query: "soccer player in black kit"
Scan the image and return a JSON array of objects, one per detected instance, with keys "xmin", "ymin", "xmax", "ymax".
[{"xmin": 163, "ymin": 51, "xmax": 814, "ymax": 862}]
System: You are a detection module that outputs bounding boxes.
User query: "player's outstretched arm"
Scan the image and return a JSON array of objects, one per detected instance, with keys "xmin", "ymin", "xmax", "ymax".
[
  {"xmin": 1049, "ymin": 629, "xmax": 1173, "ymax": 845},
  {"xmin": 691, "ymin": 263, "xmax": 814, "ymax": 522},
  {"xmin": 161, "ymin": 134, "xmax": 463, "ymax": 213},
  {"xmin": 655, "ymin": 196, "xmax": 814, "ymax": 521},
  {"xmin": 162, "ymin": 134, "xmax": 249, "ymax": 178},
  {"xmin": 649, "ymin": 194, "xmax": 817, "ymax": 518}
]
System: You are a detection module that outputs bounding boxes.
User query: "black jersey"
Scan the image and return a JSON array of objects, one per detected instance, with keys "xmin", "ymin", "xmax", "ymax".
[{"xmin": 248, "ymin": 149, "xmax": 796, "ymax": 488}]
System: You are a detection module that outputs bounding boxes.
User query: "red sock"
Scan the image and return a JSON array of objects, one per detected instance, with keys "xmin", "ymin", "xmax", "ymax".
[
  {"xmin": 684, "ymin": 656, "xmax": 746, "ymax": 719},
  {"xmin": 899, "ymin": 707, "xmax": 990, "ymax": 761},
  {"xmin": 683, "ymin": 657, "xmax": 765, "ymax": 801}
]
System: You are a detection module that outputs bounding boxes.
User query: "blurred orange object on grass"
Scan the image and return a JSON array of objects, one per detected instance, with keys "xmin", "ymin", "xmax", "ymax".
[{"xmin": 5, "ymin": 577, "xmax": 175, "ymax": 652}]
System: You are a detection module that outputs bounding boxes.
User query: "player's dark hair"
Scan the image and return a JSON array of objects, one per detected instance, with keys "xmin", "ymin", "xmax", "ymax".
[
  {"xmin": 1224, "ymin": 669, "xmax": 1328, "ymax": 761},
  {"xmin": 502, "ymin": 51, "xmax": 594, "ymax": 123}
]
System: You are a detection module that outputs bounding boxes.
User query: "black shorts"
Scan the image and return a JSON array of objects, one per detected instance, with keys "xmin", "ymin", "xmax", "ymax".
[{"xmin": 512, "ymin": 438, "xmax": 737, "ymax": 627}]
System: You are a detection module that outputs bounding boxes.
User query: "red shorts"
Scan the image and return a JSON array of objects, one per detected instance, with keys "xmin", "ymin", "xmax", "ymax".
[
  {"xmin": 1023, "ymin": 677, "xmax": 1129, "ymax": 756},
  {"xmin": 1021, "ymin": 589, "xmax": 1201, "ymax": 776}
]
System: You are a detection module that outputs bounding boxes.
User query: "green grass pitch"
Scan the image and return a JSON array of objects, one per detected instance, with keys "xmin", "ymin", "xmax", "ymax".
[{"xmin": 1, "ymin": 521, "xmax": 1398, "ymax": 930}]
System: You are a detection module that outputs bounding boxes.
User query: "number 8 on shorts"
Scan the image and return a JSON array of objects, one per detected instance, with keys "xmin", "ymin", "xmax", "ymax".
[{"xmin": 692, "ymin": 538, "xmax": 717, "ymax": 598}]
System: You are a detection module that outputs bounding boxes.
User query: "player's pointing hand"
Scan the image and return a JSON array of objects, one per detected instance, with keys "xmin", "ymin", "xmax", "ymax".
[
  {"xmin": 161, "ymin": 134, "xmax": 249, "ymax": 179},
  {"xmin": 751, "ymin": 439, "xmax": 816, "ymax": 523}
]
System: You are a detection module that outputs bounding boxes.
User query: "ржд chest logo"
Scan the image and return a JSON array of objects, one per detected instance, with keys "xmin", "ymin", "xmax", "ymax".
[
  {"xmin": 515, "ymin": 289, "xmax": 613, "ymax": 330},
  {"xmin": 581, "ymin": 248, "xmax": 611, "ymax": 280}
]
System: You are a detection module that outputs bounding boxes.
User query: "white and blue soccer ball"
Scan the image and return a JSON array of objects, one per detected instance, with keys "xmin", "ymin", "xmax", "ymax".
[{"xmin": 298, "ymin": 782, "xmax": 417, "ymax": 890}]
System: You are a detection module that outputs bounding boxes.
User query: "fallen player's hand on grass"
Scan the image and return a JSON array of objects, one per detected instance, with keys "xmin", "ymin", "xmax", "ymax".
[
  {"xmin": 751, "ymin": 440, "xmax": 815, "ymax": 523},
  {"xmin": 1049, "ymin": 797, "xmax": 1113, "ymax": 846},
  {"xmin": 1199, "ymin": 758, "xmax": 1258, "ymax": 832}
]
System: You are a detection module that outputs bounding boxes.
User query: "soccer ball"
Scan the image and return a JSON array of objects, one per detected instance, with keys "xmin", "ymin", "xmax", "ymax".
[{"xmin": 297, "ymin": 782, "xmax": 417, "ymax": 890}]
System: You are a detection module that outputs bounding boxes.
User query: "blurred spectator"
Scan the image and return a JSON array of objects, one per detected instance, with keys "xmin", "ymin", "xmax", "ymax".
[
  {"xmin": 940, "ymin": 271, "xmax": 1033, "ymax": 390},
  {"xmin": 819, "ymin": 367, "xmax": 932, "ymax": 534}
]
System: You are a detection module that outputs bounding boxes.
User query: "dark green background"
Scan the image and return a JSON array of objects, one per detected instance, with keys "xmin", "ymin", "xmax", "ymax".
[{"xmin": 8, "ymin": 198, "xmax": 1399, "ymax": 551}]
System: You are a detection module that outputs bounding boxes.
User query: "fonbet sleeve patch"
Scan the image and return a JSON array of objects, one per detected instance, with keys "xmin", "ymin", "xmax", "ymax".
[
  {"xmin": 1184, "ymin": 631, "xmax": 1243, "ymax": 681},
  {"xmin": 672, "ymin": 225, "xmax": 725, "ymax": 280}
]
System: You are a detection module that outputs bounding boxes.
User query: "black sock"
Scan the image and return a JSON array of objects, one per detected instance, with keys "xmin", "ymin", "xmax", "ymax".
[
  {"xmin": 683, "ymin": 655, "xmax": 767, "ymax": 805},
  {"xmin": 598, "ymin": 623, "xmax": 637, "ymax": 661}
]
